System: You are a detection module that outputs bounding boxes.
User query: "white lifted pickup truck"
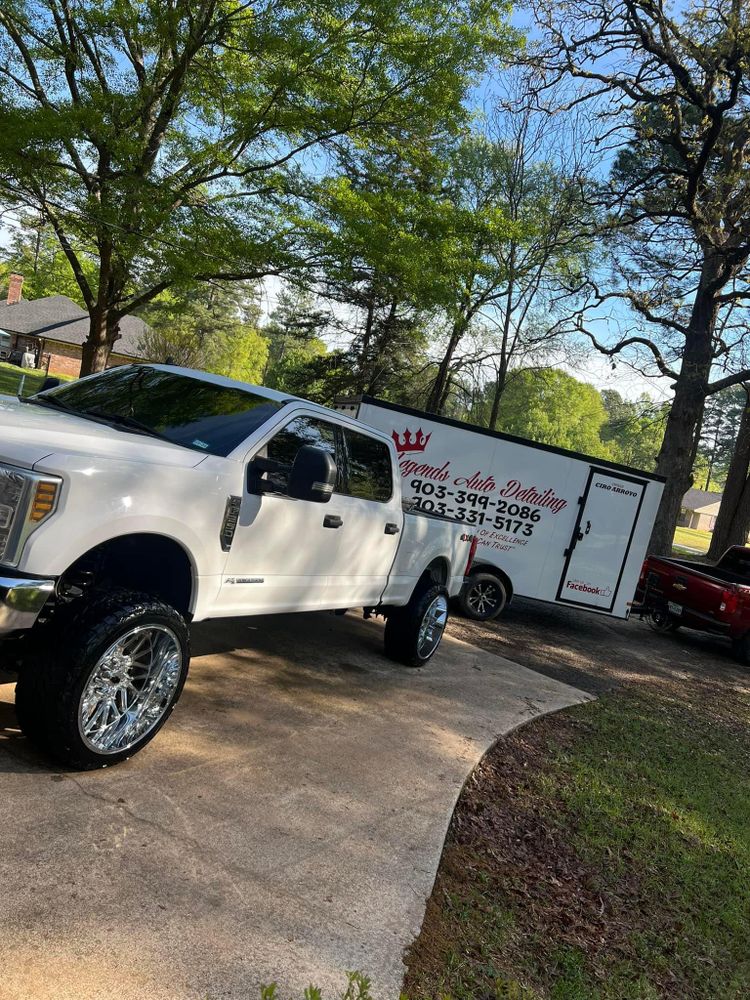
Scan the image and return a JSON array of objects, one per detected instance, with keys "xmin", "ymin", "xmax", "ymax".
[{"xmin": 0, "ymin": 365, "xmax": 473, "ymax": 769}]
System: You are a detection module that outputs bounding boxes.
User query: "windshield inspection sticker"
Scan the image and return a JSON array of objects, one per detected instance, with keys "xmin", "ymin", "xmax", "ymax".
[{"xmin": 192, "ymin": 439, "xmax": 210, "ymax": 449}]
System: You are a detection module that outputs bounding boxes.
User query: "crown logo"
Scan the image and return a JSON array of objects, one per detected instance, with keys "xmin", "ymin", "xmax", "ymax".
[{"xmin": 392, "ymin": 427, "xmax": 432, "ymax": 455}]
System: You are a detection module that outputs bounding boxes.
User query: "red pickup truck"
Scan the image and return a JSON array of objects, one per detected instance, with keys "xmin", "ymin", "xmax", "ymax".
[{"xmin": 635, "ymin": 546, "xmax": 750, "ymax": 663}]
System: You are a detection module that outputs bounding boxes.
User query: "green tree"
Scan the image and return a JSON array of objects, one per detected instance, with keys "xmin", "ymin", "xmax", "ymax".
[
  {"xmin": 310, "ymin": 143, "xmax": 455, "ymax": 399},
  {"xmin": 481, "ymin": 368, "xmax": 613, "ymax": 457},
  {"xmin": 0, "ymin": 218, "xmax": 95, "ymax": 306},
  {"xmin": 533, "ymin": 0, "xmax": 750, "ymax": 553},
  {"xmin": 0, "ymin": 0, "xmax": 510, "ymax": 374},
  {"xmin": 262, "ymin": 285, "xmax": 329, "ymax": 390},
  {"xmin": 139, "ymin": 282, "xmax": 268, "ymax": 384},
  {"xmin": 426, "ymin": 83, "xmax": 594, "ymax": 418},
  {"xmin": 697, "ymin": 386, "xmax": 746, "ymax": 490},
  {"xmin": 601, "ymin": 390, "xmax": 667, "ymax": 472}
]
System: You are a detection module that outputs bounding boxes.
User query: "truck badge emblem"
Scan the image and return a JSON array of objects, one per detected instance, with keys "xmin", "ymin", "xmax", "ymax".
[
  {"xmin": 392, "ymin": 428, "xmax": 431, "ymax": 454},
  {"xmin": 220, "ymin": 495, "xmax": 242, "ymax": 552}
]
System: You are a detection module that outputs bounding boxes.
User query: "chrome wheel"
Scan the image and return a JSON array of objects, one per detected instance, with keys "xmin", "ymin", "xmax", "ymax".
[
  {"xmin": 417, "ymin": 593, "xmax": 448, "ymax": 659},
  {"xmin": 467, "ymin": 581, "xmax": 500, "ymax": 617},
  {"xmin": 78, "ymin": 624, "xmax": 183, "ymax": 755}
]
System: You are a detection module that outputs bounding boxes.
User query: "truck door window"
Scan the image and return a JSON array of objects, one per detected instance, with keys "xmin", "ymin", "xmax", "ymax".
[
  {"xmin": 342, "ymin": 429, "xmax": 393, "ymax": 502},
  {"xmin": 265, "ymin": 416, "xmax": 341, "ymax": 494}
]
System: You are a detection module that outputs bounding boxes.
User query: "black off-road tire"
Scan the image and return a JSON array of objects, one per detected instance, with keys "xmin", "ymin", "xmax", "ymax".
[
  {"xmin": 645, "ymin": 608, "xmax": 681, "ymax": 633},
  {"xmin": 15, "ymin": 588, "xmax": 190, "ymax": 770},
  {"xmin": 384, "ymin": 581, "xmax": 449, "ymax": 668},
  {"xmin": 458, "ymin": 571, "xmax": 507, "ymax": 622}
]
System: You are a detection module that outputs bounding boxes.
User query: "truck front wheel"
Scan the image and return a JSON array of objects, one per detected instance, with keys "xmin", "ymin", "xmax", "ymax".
[
  {"xmin": 383, "ymin": 582, "xmax": 449, "ymax": 668},
  {"xmin": 15, "ymin": 589, "xmax": 190, "ymax": 770}
]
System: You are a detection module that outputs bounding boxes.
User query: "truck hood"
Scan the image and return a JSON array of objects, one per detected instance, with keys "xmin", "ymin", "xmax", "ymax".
[{"xmin": 0, "ymin": 394, "xmax": 208, "ymax": 470}]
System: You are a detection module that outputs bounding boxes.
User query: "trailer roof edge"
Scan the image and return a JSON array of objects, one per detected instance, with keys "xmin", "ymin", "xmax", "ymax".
[{"xmin": 356, "ymin": 395, "xmax": 667, "ymax": 484}]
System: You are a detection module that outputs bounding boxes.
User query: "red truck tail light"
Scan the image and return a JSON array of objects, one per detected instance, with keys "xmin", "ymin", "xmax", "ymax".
[
  {"xmin": 721, "ymin": 588, "xmax": 739, "ymax": 614},
  {"xmin": 462, "ymin": 534, "xmax": 478, "ymax": 576}
]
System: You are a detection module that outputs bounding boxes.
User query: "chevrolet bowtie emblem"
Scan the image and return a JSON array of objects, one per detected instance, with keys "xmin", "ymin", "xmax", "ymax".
[{"xmin": 673, "ymin": 583, "xmax": 687, "ymax": 591}]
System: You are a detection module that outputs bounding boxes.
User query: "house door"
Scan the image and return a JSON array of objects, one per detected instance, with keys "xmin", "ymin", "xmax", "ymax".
[{"xmin": 557, "ymin": 468, "xmax": 648, "ymax": 613}]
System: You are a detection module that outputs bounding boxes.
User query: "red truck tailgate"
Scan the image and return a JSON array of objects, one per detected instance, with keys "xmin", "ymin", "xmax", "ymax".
[{"xmin": 640, "ymin": 555, "xmax": 745, "ymax": 631}]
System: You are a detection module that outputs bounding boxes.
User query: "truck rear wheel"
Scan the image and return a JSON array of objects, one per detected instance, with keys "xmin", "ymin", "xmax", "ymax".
[
  {"xmin": 15, "ymin": 588, "xmax": 190, "ymax": 770},
  {"xmin": 458, "ymin": 572, "xmax": 507, "ymax": 621},
  {"xmin": 384, "ymin": 582, "xmax": 449, "ymax": 668},
  {"xmin": 646, "ymin": 608, "xmax": 681, "ymax": 633}
]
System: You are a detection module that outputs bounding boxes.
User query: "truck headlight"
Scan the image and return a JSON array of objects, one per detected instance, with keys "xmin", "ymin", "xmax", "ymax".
[{"xmin": 0, "ymin": 464, "xmax": 61, "ymax": 567}]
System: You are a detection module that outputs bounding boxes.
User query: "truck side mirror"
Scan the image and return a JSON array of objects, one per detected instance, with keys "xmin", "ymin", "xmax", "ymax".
[
  {"xmin": 288, "ymin": 445, "xmax": 336, "ymax": 503},
  {"xmin": 40, "ymin": 377, "xmax": 62, "ymax": 392}
]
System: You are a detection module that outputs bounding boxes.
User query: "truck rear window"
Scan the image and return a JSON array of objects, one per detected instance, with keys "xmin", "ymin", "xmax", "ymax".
[
  {"xmin": 39, "ymin": 366, "xmax": 284, "ymax": 457},
  {"xmin": 718, "ymin": 548, "xmax": 750, "ymax": 580}
]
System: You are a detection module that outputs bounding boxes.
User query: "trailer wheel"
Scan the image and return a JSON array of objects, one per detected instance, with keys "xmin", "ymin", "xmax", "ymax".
[
  {"xmin": 646, "ymin": 608, "xmax": 680, "ymax": 633},
  {"xmin": 384, "ymin": 582, "xmax": 449, "ymax": 668},
  {"xmin": 458, "ymin": 572, "xmax": 507, "ymax": 621},
  {"xmin": 15, "ymin": 588, "xmax": 189, "ymax": 770}
]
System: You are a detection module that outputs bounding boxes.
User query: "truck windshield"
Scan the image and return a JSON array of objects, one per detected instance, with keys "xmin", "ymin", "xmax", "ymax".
[{"xmin": 35, "ymin": 366, "xmax": 285, "ymax": 457}]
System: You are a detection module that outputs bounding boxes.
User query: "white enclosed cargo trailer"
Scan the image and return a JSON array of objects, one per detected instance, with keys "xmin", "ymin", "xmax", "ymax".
[{"xmin": 336, "ymin": 396, "xmax": 665, "ymax": 622}]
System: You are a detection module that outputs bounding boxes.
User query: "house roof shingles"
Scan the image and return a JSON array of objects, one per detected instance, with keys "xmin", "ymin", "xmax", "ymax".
[
  {"xmin": 0, "ymin": 294, "xmax": 147, "ymax": 358},
  {"xmin": 682, "ymin": 487, "xmax": 722, "ymax": 515}
]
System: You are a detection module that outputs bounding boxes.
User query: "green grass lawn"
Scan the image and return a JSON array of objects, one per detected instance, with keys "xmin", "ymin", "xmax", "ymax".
[
  {"xmin": 0, "ymin": 361, "xmax": 73, "ymax": 397},
  {"xmin": 405, "ymin": 686, "xmax": 750, "ymax": 1000},
  {"xmin": 672, "ymin": 525, "xmax": 712, "ymax": 555}
]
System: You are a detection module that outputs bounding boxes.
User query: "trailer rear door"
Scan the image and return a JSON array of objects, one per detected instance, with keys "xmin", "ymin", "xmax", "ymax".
[{"xmin": 557, "ymin": 468, "xmax": 649, "ymax": 612}]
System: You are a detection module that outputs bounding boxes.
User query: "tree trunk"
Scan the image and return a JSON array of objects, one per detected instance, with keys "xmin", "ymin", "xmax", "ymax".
[
  {"xmin": 80, "ymin": 307, "xmax": 114, "ymax": 375},
  {"xmin": 707, "ymin": 393, "xmax": 750, "ymax": 559},
  {"xmin": 438, "ymin": 372, "xmax": 453, "ymax": 413},
  {"xmin": 354, "ymin": 295, "xmax": 379, "ymax": 394},
  {"xmin": 426, "ymin": 313, "xmax": 468, "ymax": 413},
  {"xmin": 488, "ymin": 256, "xmax": 517, "ymax": 430},
  {"xmin": 703, "ymin": 426, "xmax": 720, "ymax": 491},
  {"xmin": 648, "ymin": 259, "xmax": 721, "ymax": 555},
  {"xmin": 363, "ymin": 300, "xmax": 398, "ymax": 396},
  {"xmin": 488, "ymin": 357, "xmax": 508, "ymax": 430}
]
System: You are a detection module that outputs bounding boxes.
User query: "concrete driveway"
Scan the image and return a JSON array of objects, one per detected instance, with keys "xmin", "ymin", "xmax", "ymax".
[{"xmin": 0, "ymin": 611, "xmax": 589, "ymax": 1000}]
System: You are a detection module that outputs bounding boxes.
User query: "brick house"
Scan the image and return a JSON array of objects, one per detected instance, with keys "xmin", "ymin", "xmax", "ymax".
[{"xmin": 0, "ymin": 274, "xmax": 149, "ymax": 376}]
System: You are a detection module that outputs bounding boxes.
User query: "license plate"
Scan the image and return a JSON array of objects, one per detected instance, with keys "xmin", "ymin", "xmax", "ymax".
[{"xmin": 668, "ymin": 602, "xmax": 683, "ymax": 616}]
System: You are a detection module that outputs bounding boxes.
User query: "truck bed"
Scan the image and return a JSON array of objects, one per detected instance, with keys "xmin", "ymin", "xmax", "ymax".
[{"xmin": 657, "ymin": 558, "xmax": 750, "ymax": 586}]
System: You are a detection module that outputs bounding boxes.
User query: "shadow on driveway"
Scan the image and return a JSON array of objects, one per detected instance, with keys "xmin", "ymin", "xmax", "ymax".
[{"xmin": 0, "ymin": 609, "xmax": 588, "ymax": 1000}]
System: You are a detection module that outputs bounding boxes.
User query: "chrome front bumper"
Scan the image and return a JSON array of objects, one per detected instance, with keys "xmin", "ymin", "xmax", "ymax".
[{"xmin": 0, "ymin": 574, "xmax": 55, "ymax": 634}]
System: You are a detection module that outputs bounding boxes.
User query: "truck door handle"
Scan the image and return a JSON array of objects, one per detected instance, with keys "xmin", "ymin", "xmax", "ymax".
[
  {"xmin": 323, "ymin": 515, "xmax": 343, "ymax": 529},
  {"xmin": 384, "ymin": 522, "xmax": 400, "ymax": 534},
  {"xmin": 577, "ymin": 520, "xmax": 592, "ymax": 541}
]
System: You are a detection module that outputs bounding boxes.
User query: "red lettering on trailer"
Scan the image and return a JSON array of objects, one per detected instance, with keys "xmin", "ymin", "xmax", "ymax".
[
  {"xmin": 399, "ymin": 458, "xmax": 451, "ymax": 481},
  {"xmin": 498, "ymin": 479, "xmax": 568, "ymax": 514}
]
